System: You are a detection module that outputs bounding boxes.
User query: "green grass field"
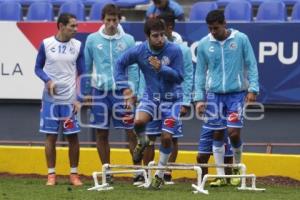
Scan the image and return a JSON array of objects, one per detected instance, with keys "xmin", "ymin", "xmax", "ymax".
[{"xmin": 0, "ymin": 176, "xmax": 300, "ymax": 200}]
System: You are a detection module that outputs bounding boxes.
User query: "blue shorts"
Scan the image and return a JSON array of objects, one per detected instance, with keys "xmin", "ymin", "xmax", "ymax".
[
  {"xmin": 136, "ymin": 98, "xmax": 181, "ymax": 135},
  {"xmin": 198, "ymin": 127, "xmax": 233, "ymax": 157},
  {"xmin": 39, "ymin": 101, "xmax": 80, "ymax": 134},
  {"xmin": 145, "ymin": 119, "xmax": 183, "ymax": 138},
  {"xmin": 90, "ymin": 89, "xmax": 134, "ymax": 129},
  {"xmin": 203, "ymin": 92, "xmax": 246, "ymax": 130}
]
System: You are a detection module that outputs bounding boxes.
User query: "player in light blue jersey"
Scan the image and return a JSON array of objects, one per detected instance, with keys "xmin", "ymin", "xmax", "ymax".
[
  {"xmin": 146, "ymin": 0, "xmax": 185, "ymax": 21},
  {"xmin": 140, "ymin": 12, "xmax": 193, "ymax": 183},
  {"xmin": 83, "ymin": 4, "xmax": 139, "ymax": 183},
  {"xmin": 194, "ymin": 10, "xmax": 259, "ymax": 186},
  {"xmin": 114, "ymin": 18, "xmax": 184, "ymax": 189},
  {"xmin": 35, "ymin": 13, "xmax": 84, "ymax": 186}
]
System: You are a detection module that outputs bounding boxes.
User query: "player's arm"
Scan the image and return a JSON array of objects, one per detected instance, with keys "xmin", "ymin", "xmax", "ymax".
[
  {"xmin": 126, "ymin": 36, "xmax": 139, "ymax": 97},
  {"xmin": 182, "ymin": 46, "xmax": 194, "ymax": 106},
  {"xmin": 34, "ymin": 43, "xmax": 55, "ymax": 96},
  {"xmin": 83, "ymin": 37, "xmax": 93, "ymax": 96},
  {"xmin": 155, "ymin": 47, "xmax": 184, "ymax": 84},
  {"xmin": 194, "ymin": 41, "xmax": 207, "ymax": 103},
  {"xmin": 243, "ymin": 35, "xmax": 259, "ymax": 102}
]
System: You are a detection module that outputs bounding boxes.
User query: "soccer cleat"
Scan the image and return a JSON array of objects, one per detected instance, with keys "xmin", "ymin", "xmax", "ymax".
[
  {"xmin": 163, "ymin": 172, "xmax": 174, "ymax": 184},
  {"xmin": 133, "ymin": 174, "xmax": 145, "ymax": 186},
  {"xmin": 69, "ymin": 173, "xmax": 83, "ymax": 186},
  {"xmin": 209, "ymin": 178, "xmax": 227, "ymax": 187},
  {"xmin": 151, "ymin": 175, "xmax": 164, "ymax": 190},
  {"xmin": 46, "ymin": 173, "xmax": 56, "ymax": 186},
  {"xmin": 132, "ymin": 136, "xmax": 149, "ymax": 163},
  {"xmin": 106, "ymin": 174, "xmax": 114, "ymax": 184},
  {"xmin": 230, "ymin": 168, "xmax": 241, "ymax": 186}
]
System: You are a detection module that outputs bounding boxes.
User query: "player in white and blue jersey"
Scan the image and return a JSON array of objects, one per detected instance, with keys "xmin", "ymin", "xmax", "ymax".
[
  {"xmin": 83, "ymin": 4, "xmax": 139, "ymax": 183},
  {"xmin": 34, "ymin": 13, "xmax": 84, "ymax": 186},
  {"xmin": 194, "ymin": 10, "xmax": 259, "ymax": 186},
  {"xmin": 146, "ymin": 0, "xmax": 185, "ymax": 21},
  {"xmin": 114, "ymin": 18, "xmax": 184, "ymax": 189}
]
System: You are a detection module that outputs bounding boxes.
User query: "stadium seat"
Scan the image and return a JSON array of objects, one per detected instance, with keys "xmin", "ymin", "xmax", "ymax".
[
  {"xmin": 89, "ymin": 0, "xmax": 114, "ymax": 20},
  {"xmin": 217, "ymin": 0, "xmax": 249, "ymax": 7},
  {"xmin": 256, "ymin": 1, "xmax": 286, "ymax": 21},
  {"xmin": 283, "ymin": 0, "xmax": 300, "ymax": 6},
  {"xmin": 59, "ymin": 1, "xmax": 85, "ymax": 21},
  {"xmin": 189, "ymin": 2, "xmax": 218, "ymax": 21},
  {"xmin": 249, "ymin": 0, "xmax": 265, "ymax": 6},
  {"xmin": 113, "ymin": 0, "xmax": 150, "ymax": 8},
  {"xmin": 27, "ymin": 2, "xmax": 53, "ymax": 21},
  {"xmin": 291, "ymin": 2, "xmax": 300, "ymax": 21},
  {"xmin": 51, "ymin": 0, "xmax": 81, "ymax": 6},
  {"xmin": 224, "ymin": 1, "xmax": 252, "ymax": 21},
  {"xmin": 20, "ymin": 0, "xmax": 50, "ymax": 6},
  {"xmin": 0, "ymin": 1, "xmax": 22, "ymax": 21}
]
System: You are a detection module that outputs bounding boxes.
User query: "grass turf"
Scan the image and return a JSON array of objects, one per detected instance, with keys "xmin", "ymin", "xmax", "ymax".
[{"xmin": 0, "ymin": 176, "xmax": 300, "ymax": 200}]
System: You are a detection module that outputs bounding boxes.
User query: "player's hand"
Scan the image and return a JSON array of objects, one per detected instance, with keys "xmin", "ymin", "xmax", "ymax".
[
  {"xmin": 195, "ymin": 101, "xmax": 206, "ymax": 115},
  {"xmin": 72, "ymin": 100, "xmax": 81, "ymax": 114},
  {"xmin": 46, "ymin": 80, "xmax": 56, "ymax": 96},
  {"xmin": 245, "ymin": 92, "xmax": 257, "ymax": 103},
  {"xmin": 180, "ymin": 105, "xmax": 190, "ymax": 117},
  {"xmin": 83, "ymin": 95, "xmax": 93, "ymax": 105},
  {"xmin": 148, "ymin": 56, "xmax": 161, "ymax": 72},
  {"xmin": 123, "ymin": 88, "xmax": 134, "ymax": 110}
]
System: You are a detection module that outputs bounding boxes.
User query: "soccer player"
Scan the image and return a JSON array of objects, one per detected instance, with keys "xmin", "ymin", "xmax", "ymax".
[
  {"xmin": 83, "ymin": 4, "xmax": 138, "ymax": 183},
  {"xmin": 141, "ymin": 12, "xmax": 193, "ymax": 183},
  {"xmin": 35, "ymin": 13, "xmax": 84, "ymax": 186},
  {"xmin": 114, "ymin": 17, "xmax": 184, "ymax": 189},
  {"xmin": 194, "ymin": 10, "xmax": 259, "ymax": 186},
  {"xmin": 146, "ymin": 0, "xmax": 185, "ymax": 21}
]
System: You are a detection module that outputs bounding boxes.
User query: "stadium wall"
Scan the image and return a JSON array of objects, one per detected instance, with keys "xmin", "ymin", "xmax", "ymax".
[{"xmin": 0, "ymin": 146, "xmax": 299, "ymax": 180}]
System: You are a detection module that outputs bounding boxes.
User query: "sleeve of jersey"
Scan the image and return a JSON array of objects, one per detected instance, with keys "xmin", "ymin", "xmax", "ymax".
[
  {"xmin": 127, "ymin": 38, "xmax": 139, "ymax": 96},
  {"xmin": 173, "ymin": 3, "xmax": 185, "ymax": 21},
  {"xmin": 181, "ymin": 47, "xmax": 194, "ymax": 106},
  {"xmin": 114, "ymin": 47, "xmax": 138, "ymax": 92},
  {"xmin": 194, "ymin": 42, "xmax": 207, "ymax": 102},
  {"xmin": 76, "ymin": 44, "xmax": 88, "ymax": 102},
  {"xmin": 83, "ymin": 38, "xmax": 93, "ymax": 95},
  {"xmin": 34, "ymin": 43, "xmax": 50, "ymax": 83},
  {"xmin": 243, "ymin": 36, "xmax": 259, "ymax": 94},
  {"xmin": 158, "ymin": 47, "xmax": 184, "ymax": 84}
]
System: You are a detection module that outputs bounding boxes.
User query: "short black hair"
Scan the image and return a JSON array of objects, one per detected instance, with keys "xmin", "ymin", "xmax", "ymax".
[
  {"xmin": 206, "ymin": 10, "xmax": 225, "ymax": 25},
  {"xmin": 158, "ymin": 11, "xmax": 175, "ymax": 29},
  {"xmin": 57, "ymin": 13, "xmax": 76, "ymax": 29},
  {"xmin": 102, "ymin": 3, "xmax": 121, "ymax": 20},
  {"xmin": 144, "ymin": 17, "xmax": 166, "ymax": 36}
]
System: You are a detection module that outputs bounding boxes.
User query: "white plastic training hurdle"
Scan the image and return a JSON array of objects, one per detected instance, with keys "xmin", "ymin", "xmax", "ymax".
[
  {"xmin": 88, "ymin": 162, "xmax": 265, "ymax": 195},
  {"xmin": 88, "ymin": 162, "xmax": 202, "ymax": 192}
]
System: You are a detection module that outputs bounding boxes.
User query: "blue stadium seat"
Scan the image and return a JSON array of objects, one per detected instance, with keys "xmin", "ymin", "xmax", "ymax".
[
  {"xmin": 89, "ymin": 0, "xmax": 114, "ymax": 20},
  {"xmin": 249, "ymin": 0, "xmax": 265, "ymax": 6},
  {"xmin": 0, "ymin": 1, "xmax": 22, "ymax": 21},
  {"xmin": 27, "ymin": 2, "xmax": 53, "ymax": 21},
  {"xmin": 224, "ymin": 1, "xmax": 252, "ymax": 21},
  {"xmin": 291, "ymin": 2, "xmax": 300, "ymax": 21},
  {"xmin": 283, "ymin": 0, "xmax": 300, "ymax": 6},
  {"xmin": 189, "ymin": 2, "xmax": 218, "ymax": 21},
  {"xmin": 59, "ymin": 1, "xmax": 85, "ymax": 21},
  {"xmin": 51, "ymin": 0, "xmax": 81, "ymax": 6},
  {"xmin": 256, "ymin": 1, "xmax": 286, "ymax": 21},
  {"xmin": 21, "ymin": 0, "xmax": 50, "ymax": 6},
  {"xmin": 113, "ymin": 0, "xmax": 149, "ymax": 8},
  {"xmin": 217, "ymin": 0, "xmax": 249, "ymax": 7}
]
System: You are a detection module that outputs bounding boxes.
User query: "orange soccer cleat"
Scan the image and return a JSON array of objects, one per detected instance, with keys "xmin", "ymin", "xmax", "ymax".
[
  {"xmin": 69, "ymin": 173, "xmax": 83, "ymax": 186},
  {"xmin": 46, "ymin": 173, "xmax": 56, "ymax": 186}
]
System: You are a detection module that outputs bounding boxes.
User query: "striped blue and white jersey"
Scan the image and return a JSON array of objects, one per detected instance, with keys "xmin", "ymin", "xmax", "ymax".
[{"xmin": 35, "ymin": 36, "xmax": 84, "ymax": 103}]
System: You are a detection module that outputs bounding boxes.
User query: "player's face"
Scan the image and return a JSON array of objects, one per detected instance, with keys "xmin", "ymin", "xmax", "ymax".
[
  {"xmin": 155, "ymin": 0, "xmax": 168, "ymax": 9},
  {"xmin": 61, "ymin": 18, "xmax": 78, "ymax": 40},
  {"xmin": 207, "ymin": 21, "xmax": 227, "ymax": 41},
  {"xmin": 103, "ymin": 14, "xmax": 119, "ymax": 35},
  {"xmin": 148, "ymin": 30, "xmax": 165, "ymax": 50}
]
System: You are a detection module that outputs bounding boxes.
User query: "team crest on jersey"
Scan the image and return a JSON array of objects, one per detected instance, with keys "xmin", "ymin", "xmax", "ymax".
[
  {"xmin": 69, "ymin": 47, "xmax": 75, "ymax": 54},
  {"xmin": 161, "ymin": 56, "xmax": 170, "ymax": 66},
  {"xmin": 97, "ymin": 44, "xmax": 103, "ymax": 50},
  {"xmin": 50, "ymin": 47, "xmax": 56, "ymax": 52},
  {"xmin": 208, "ymin": 46, "xmax": 214, "ymax": 52},
  {"xmin": 229, "ymin": 42, "xmax": 237, "ymax": 50},
  {"xmin": 116, "ymin": 42, "xmax": 127, "ymax": 52}
]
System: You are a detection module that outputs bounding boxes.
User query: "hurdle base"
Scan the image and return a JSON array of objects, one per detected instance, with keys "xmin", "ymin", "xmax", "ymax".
[
  {"xmin": 88, "ymin": 183, "xmax": 113, "ymax": 191},
  {"xmin": 164, "ymin": 181, "xmax": 175, "ymax": 185},
  {"xmin": 192, "ymin": 184, "xmax": 209, "ymax": 195},
  {"xmin": 237, "ymin": 187, "xmax": 266, "ymax": 191}
]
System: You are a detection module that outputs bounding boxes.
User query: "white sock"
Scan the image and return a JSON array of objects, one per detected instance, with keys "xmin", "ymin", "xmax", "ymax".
[
  {"xmin": 48, "ymin": 168, "xmax": 55, "ymax": 174},
  {"xmin": 70, "ymin": 167, "xmax": 78, "ymax": 174},
  {"xmin": 155, "ymin": 151, "xmax": 171, "ymax": 178},
  {"xmin": 213, "ymin": 145, "xmax": 225, "ymax": 175},
  {"xmin": 232, "ymin": 145, "xmax": 243, "ymax": 164}
]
